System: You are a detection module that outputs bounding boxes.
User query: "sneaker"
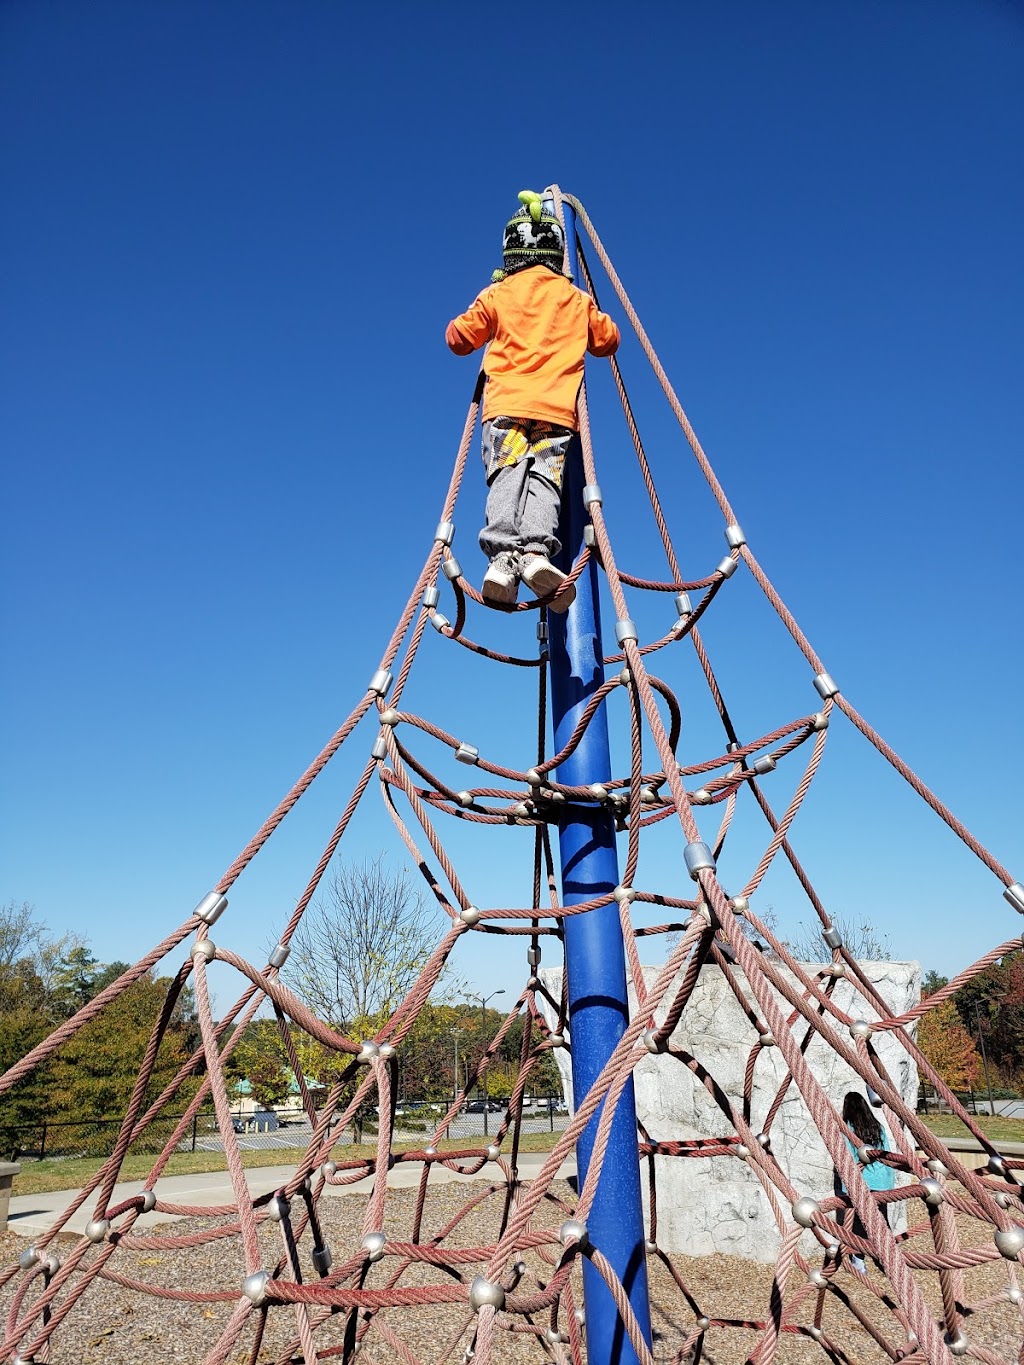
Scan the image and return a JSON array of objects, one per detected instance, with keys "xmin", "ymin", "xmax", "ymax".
[
  {"xmin": 520, "ymin": 553, "xmax": 576, "ymax": 613},
  {"xmin": 482, "ymin": 552, "xmax": 519, "ymax": 605}
]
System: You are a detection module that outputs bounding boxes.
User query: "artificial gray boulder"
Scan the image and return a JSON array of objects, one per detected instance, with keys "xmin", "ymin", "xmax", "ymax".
[{"xmin": 538, "ymin": 959, "xmax": 919, "ymax": 1264}]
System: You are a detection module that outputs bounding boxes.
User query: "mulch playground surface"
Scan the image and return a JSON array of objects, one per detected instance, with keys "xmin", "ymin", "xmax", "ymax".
[{"xmin": 3, "ymin": 1178, "xmax": 1023, "ymax": 1363}]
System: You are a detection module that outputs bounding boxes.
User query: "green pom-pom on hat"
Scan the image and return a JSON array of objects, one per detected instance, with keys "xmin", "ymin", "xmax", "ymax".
[{"xmin": 517, "ymin": 189, "xmax": 544, "ymax": 223}]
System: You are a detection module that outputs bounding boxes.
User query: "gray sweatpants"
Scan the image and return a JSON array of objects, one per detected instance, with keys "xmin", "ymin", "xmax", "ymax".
[{"xmin": 478, "ymin": 417, "xmax": 574, "ymax": 561}]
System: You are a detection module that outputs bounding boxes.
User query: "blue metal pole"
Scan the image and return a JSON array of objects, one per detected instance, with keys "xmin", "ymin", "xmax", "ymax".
[{"xmin": 547, "ymin": 201, "xmax": 652, "ymax": 1365}]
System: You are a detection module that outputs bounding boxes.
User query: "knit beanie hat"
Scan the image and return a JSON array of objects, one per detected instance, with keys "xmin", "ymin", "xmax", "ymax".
[{"xmin": 493, "ymin": 190, "xmax": 566, "ymax": 281}]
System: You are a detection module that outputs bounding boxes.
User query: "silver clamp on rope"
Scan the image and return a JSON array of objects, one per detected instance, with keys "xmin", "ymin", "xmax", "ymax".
[
  {"xmin": 268, "ymin": 942, "xmax": 290, "ymax": 969},
  {"xmin": 191, "ymin": 938, "xmax": 216, "ymax": 963},
  {"xmin": 455, "ymin": 742, "xmax": 479, "ymax": 765},
  {"xmin": 468, "ymin": 1275, "xmax": 505, "ymax": 1312},
  {"xmin": 716, "ymin": 555, "xmax": 738, "ymax": 579},
  {"xmin": 265, "ymin": 1195, "xmax": 290, "ymax": 1222},
  {"xmin": 368, "ymin": 668, "xmax": 393, "ymax": 698},
  {"xmin": 582, "ymin": 484, "xmax": 603, "ymax": 508},
  {"xmin": 194, "ymin": 892, "xmax": 228, "ymax": 926},
  {"xmin": 242, "ymin": 1270, "xmax": 270, "ymax": 1305},
  {"xmin": 558, "ymin": 1219, "xmax": 590, "ymax": 1250},
  {"xmin": 791, "ymin": 1196, "xmax": 819, "ymax": 1228},
  {"xmin": 583, "ymin": 524, "xmax": 596, "ymax": 547},
  {"xmin": 674, "ymin": 591, "xmax": 691, "ymax": 618},
  {"xmin": 684, "ymin": 840, "xmax": 716, "ymax": 880},
  {"xmin": 430, "ymin": 612, "xmax": 451, "ymax": 633},
  {"xmin": 1004, "ymin": 882, "xmax": 1024, "ymax": 916},
  {"xmin": 995, "ymin": 1226, "xmax": 1024, "ymax": 1259},
  {"xmin": 371, "ymin": 735, "xmax": 388, "ymax": 761},
  {"xmin": 813, "ymin": 671, "xmax": 839, "ymax": 700},
  {"xmin": 724, "ymin": 523, "xmax": 747, "ymax": 550},
  {"xmin": 615, "ymin": 619, "xmax": 638, "ymax": 644},
  {"xmin": 422, "ymin": 584, "xmax": 440, "ymax": 609},
  {"xmin": 442, "ymin": 557, "xmax": 463, "ymax": 581},
  {"xmin": 434, "ymin": 520, "xmax": 455, "ymax": 546}
]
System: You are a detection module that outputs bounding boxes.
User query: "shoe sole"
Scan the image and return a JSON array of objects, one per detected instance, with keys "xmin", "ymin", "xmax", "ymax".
[
  {"xmin": 482, "ymin": 577, "xmax": 518, "ymax": 606},
  {"xmin": 546, "ymin": 580, "xmax": 576, "ymax": 614},
  {"xmin": 522, "ymin": 562, "xmax": 566, "ymax": 594},
  {"xmin": 522, "ymin": 563, "xmax": 575, "ymax": 613}
]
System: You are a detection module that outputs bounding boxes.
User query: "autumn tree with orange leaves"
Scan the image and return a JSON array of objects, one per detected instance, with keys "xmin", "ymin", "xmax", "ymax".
[{"xmin": 917, "ymin": 995, "xmax": 982, "ymax": 1092}]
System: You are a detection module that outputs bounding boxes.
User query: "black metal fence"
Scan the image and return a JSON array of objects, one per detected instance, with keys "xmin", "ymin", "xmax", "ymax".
[
  {"xmin": 4, "ymin": 1097, "xmax": 569, "ymax": 1164},
  {"xmin": 3, "ymin": 1112, "xmax": 222, "ymax": 1163},
  {"xmin": 916, "ymin": 1084, "xmax": 1023, "ymax": 1117}
]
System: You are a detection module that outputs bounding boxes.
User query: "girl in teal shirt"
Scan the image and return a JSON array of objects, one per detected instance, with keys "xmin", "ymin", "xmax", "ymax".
[{"xmin": 837, "ymin": 1090, "xmax": 895, "ymax": 1271}]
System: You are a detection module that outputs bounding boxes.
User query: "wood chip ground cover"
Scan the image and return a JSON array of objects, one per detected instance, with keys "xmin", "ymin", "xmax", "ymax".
[{"xmin": 2, "ymin": 1180, "xmax": 1022, "ymax": 1362}]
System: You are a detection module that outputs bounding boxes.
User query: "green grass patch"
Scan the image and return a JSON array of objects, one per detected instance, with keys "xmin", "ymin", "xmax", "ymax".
[
  {"xmin": 17, "ymin": 1117, "xmax": 1019, "ymax": 1200},
  {"xmin": 918, "ymin": 1113, "xmax": 1024, "ymax": 1144},
  {"xmin": 12, "ymin": 1131, "xmax": 563, "ymax": 1198}
]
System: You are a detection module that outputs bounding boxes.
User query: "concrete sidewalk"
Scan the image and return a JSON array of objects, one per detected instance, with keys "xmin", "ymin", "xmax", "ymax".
[{"xmin": 8, "ymin": 1151, "xmax": 578, "ymax": 1239}]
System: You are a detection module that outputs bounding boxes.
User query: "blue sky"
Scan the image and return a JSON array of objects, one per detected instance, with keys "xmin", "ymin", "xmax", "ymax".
[{"xmin": 3, "ymin": 0, "xmax": 1022, "ymax": 1014}]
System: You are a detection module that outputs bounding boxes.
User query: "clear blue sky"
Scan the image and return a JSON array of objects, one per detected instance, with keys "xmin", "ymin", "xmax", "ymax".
[{"xmin": 3, "ymin": 0, "xmax": 1022, "ymax": 1012}]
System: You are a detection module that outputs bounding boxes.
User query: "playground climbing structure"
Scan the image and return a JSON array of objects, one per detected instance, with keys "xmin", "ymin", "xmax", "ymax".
[{"xmin": 3, "ymin": 187, "xmax": 1024, "ymax": 1365}]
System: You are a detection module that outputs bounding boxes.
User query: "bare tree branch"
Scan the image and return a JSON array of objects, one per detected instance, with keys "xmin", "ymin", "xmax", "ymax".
[
  {"xmin": 0, "ymin": 901, "xmax": 45, "ymax": 974},
  {"xmin": 781, "ymin": 912, "xmax": 893, "ymax": 964},
  {"xmin": 281, "ymin": 856, "xmax": 440, "ymax": 1027}
]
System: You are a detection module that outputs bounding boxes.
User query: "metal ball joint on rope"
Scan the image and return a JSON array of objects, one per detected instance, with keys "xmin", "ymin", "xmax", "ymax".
[{"xmin": 4, "ymin": 186, "xmax": 1024, "ymax": 1365}]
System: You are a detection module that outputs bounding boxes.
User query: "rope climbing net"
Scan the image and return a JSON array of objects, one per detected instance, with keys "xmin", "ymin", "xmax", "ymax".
[{"xmin": 3, "ymin": 187, "xmax": 1024, "ymax": 1365}]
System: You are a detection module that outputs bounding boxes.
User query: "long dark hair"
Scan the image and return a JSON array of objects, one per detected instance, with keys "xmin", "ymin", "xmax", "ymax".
[{"xmin": 842, "ymin": 1091, "xmax": 882, "ymax": 1148}]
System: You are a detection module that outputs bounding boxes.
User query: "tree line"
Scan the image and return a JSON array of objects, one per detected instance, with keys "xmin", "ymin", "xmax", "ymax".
[
  {"xmin": 0, "ymin": 867, "xmax": 559, "ymax": 1157},
  {"xmin": 749, "ymin": 910, "xmax": 1017, "ymax": 1102},
  {"xmin": 226, "ymin": 1005, "xmax": 560, "ymax": 1114},
  {"xmin": 4, "ymin": 875, "xmax": 1016, "ymax": 1161},
  {"xmin": 917, "ymin": 959, "xmax": 1024, "ymax": 1100},
  {"xmin": 0, "ymin": 900, "xmax": 200, "ymax": 1156}
]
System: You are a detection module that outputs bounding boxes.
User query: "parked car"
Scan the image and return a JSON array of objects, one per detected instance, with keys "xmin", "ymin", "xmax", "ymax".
[
  {"xmin": 232, "ymin": 1111, "xmax": 279, "ymax": 1133},
  {"xmin": 465, "ymin": 1100, "xmax": 503, "ymax": 1113}
]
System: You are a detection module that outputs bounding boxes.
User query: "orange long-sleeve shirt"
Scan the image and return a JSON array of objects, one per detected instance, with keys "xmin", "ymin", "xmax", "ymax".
[{"xmin": 446, "ymin": 266, "xmax": 620, "ymax": 429}]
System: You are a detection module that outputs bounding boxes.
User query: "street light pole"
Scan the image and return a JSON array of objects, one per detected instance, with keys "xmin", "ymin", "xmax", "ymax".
[
  {"xmin": 973, "ymin": 1003, "xmax": 996, "ymax": 1117},
  {"xmin": 474, "ymin": 990, "xmax": 505, "ymax": 1136},
  {"xmin": 450, "ymin": 1028, "xmax": 460, "ymax": 1109}
]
